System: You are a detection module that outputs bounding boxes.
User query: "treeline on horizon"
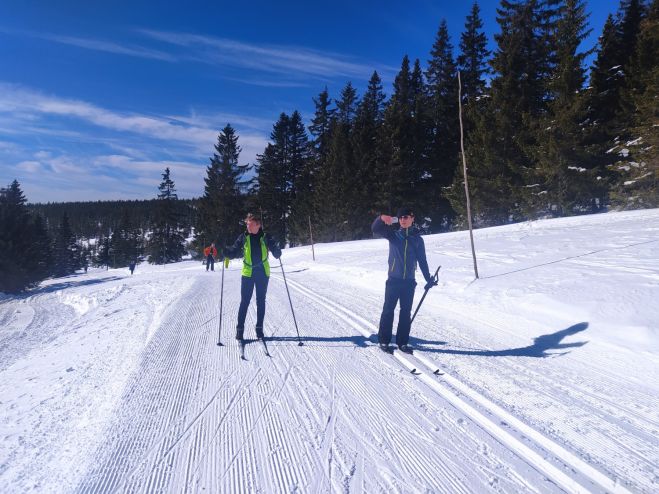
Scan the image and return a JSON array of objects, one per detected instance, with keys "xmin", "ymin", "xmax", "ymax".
[{"xmin": 1, "ymin": 0, "xmax": 657, "ymax": 293}]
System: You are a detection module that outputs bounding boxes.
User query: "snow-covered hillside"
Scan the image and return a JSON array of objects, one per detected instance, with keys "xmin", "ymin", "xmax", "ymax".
[{"xmin": 1, "ymin": 209, "xmax": 657, "ymax": 493}]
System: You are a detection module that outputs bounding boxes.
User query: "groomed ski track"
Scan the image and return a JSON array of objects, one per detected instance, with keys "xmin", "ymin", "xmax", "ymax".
[
  {"xmin": 70, "ymin": 261, "xmax": 648, "ymax": 493},
  {"xmin": 4, "ymin": 211, "xmax": 657, "ymax": 493},
  {"xmin": 76, "ymin": 269, "xmax": 547, "ymax": 493}
]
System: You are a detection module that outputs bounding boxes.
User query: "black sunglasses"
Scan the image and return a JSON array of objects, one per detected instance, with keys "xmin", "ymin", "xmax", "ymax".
[{"xmin": 399, "ymin": 215, "xmax": 413, "ymax": 220}]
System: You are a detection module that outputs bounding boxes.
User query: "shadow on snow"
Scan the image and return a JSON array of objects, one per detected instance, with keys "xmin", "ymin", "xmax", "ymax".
[
  {"xmin": 263, "ymin": 322, "xmax": 588, "ymax": 358},
  {"xmin": 411, "ymin": 322, "xmax": 589, "ymax": 358}
]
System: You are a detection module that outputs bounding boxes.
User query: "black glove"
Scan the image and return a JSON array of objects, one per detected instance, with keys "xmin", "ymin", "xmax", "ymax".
[{"xmin": 424, "ymin": 278, "xmax": 438, "ymax": 290}]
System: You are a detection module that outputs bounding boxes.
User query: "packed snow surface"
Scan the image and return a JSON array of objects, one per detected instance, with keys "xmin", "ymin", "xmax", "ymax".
[{"xmin": 1, "ymin": 209, "xmax": 658, "ymax": 493}]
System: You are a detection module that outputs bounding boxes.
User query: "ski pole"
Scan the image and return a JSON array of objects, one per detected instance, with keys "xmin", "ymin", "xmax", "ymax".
[
  {"xmin": 280, "ymin": 259, "xmax": 303, "ymax": 346},
  {"xmin": 411, "ymin": 265, "xmax": 441, "ymax": 324},
  {"xmin": 217, "ymin": 255, "xmax": 225, "ymax": 346}
]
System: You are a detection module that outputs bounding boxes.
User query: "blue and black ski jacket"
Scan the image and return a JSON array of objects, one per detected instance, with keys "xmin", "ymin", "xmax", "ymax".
[{"xmin": 372, "ymin": 216, "xmax": 432, "ymax": 283}]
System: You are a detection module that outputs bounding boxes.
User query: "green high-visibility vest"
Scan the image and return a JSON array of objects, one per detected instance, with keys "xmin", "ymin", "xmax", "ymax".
[{"xmin": 242, "ymin": 235, "xmax": 270, "ymax": 277}]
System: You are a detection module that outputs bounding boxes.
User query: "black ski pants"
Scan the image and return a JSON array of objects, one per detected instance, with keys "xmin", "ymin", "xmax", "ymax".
[
  {"xmin": 206, "ymin": 254, "xmax": 215, "ymax": 271},
  {"xmin": 237, "ymin": 267, "xmax": 269, "ymax": 331},
  {"xmin": 378, "ymin": 278, "xmax": 416, "ymax": 346}
]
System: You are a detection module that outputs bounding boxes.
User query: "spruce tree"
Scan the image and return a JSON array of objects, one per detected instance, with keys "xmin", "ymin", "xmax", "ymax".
[
  {"xmin": 286, "ymin": 111, "xmax": 312, "ymax": 246},
  {"xmin": 589, "ymin": 14, "xmax": 625, "ymax": 130},
  {"xmin": 313, "ymin": 120, "xmax": 354, "ymax": 242},
  {"xmin": 534, "ymin": 0, "xmax": 606, "ymax": 216},
  {"xmin": 352, "ymin": 71, "xmax": 387, "ymax": 237},
  {"xmin": 95, "ymin": 236, "xmax": 111, "ymax": 269},
  {"xmin": 255, "ymin": 113, "xmax": 293, "ymax": 243},
  {"xmin": 311, "ymin": 82, "xmax": 362, "ymax": 241},
  {"xmin": 454, "ymin": 0, "xmax": 557, "ymax": 225},
  {"xmin": 110, "ymin": 209, "xmax": 142, "ymax": 267},
  {"xmin": 610, "ymin": 0, "xmax": 658, "ymax": 207},
  {"xmin": 51, "ymin": 213, "xmax": 79, "ymax": 277},
  {"xmin": 31, "ymin": 214, "xmax": 52, "ymax": 281},
  {"xmin": 308, "ymin": 88, "xmax": 336, "ymax": 160},
  {"xmin": 196, "ymin": 124, "xmax": 250, "ymax": 251},
  {"xmin": 377, "ymin": 55, "xmax": 417, "ymax": 213},
  {"xmin": 336, "ymin": 82, "xmax": 358, "ymax": 125},
  {"xmin": 426, "ymin": 20, "xmax": 460, "ymax": 231},
  {"xmin": 457, "ymin": 2, "xmax": 491, "ymax": 102},
  {"xmin": 147, "ymin": 168, "xmax": 185, "ymax": 264},
  {"xmin": 0, "ymin": 180, "xmax": 50, "ymax": 292}
]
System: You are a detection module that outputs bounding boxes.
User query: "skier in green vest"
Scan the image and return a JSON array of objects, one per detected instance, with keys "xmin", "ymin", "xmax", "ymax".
[{"xmin": 224, "ymin": 213, "xmax": 282, "ymax": 340}]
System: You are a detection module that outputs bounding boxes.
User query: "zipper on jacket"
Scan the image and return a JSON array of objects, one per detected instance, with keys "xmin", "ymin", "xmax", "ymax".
[
  {"xmin": 390, "ymin": 258, "xmax": 396, "ymax": 273},
  {"xmin": 403, "ymin": 232, "xmax": 408, "ymax": 279}
]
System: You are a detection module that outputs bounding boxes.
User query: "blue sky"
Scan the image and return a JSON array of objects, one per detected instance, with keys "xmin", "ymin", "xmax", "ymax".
[{"xmin": 0, "ymin": 0, "xmax": 619, "ymax": 203}]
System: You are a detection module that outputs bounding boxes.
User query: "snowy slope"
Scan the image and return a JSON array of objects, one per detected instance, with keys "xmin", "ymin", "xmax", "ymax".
[{"xmin": 1, "ymin": 209, "xmax": 658, "ymax": 493}]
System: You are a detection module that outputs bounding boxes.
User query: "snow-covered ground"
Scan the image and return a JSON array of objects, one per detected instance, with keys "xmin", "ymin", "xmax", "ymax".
[{"xmin": 1, "ymin": 209, "xmax": 657, "ymax": 493}]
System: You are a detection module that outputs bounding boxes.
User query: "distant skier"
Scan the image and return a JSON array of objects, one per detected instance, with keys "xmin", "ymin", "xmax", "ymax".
[
  {"xmin": 129, "ymin": 261, "xmax": 136, "ymax": 275},
  {"xmin": 224, "ymin": 213, "xmax": 281, "ymax": 340},
  {"xmin": 372, "ymin": 207, "xmax": 437, "ymax": 353},
  {"xmin": 204, "ymin": 242, "xmax": 218, "ymax": 272}
]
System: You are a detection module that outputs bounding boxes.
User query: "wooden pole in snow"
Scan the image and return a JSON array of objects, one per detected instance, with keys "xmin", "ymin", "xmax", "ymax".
[
  {"xmin": 458, "ymin": 71, "xmax": 479, "ymax": 279},
  {"xmin": 308, "ymin": 216, "xmax": 316, "ymax": 261}
]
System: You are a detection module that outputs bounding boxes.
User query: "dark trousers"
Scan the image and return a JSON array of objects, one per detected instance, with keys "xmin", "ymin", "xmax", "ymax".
[
  {"xmin": 237, "ymin": 267, "xmax": 269, "ymax": 331},
  {"xmin": 206, "ymin": 254, "xmax": 214, "ymax": 271},
  {"xmin": 378, "ymin": 278, "xmax": 416, "ymax": 346}
]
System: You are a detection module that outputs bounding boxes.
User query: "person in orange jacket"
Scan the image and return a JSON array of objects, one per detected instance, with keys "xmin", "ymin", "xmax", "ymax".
[{"xmin": 204, "ymin": 242, "xmax": 218, "ymax": 271}]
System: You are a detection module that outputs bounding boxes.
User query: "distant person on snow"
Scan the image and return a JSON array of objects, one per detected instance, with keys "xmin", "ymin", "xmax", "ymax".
[
  {"xmin": 223, "ymin": 213, "xmax": 281, "ymax": 341},
  {"xmin": 204, "ymin": 242, "xmax": 218, "ymax": 272},
  {"xmin": 129, "ymin": 261, "xmax": 136, "ymax": 275},
  {"xmin": 372, "ymin": 207, "xmax": 436, "ymax": 353}
]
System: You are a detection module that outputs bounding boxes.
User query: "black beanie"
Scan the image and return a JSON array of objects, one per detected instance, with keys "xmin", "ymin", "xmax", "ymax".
[{"xmin": 396, "ymin": 206, "xmax": 414, "ymax": 217}]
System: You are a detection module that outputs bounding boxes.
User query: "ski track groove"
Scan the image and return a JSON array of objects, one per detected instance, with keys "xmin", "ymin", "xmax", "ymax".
[
  {"xmin": 275, "ymin": 274, "xmax": 633, "ymax": 494},
  {"xmin": 277, "ymin": 286, "xmax": 523, "ymax": 493},
  {"xmin": 265, "ymin": 282, "xmax": 505, "ymax": 492},
  {"xmin": 76, "ymin": 277, "xmax": 237, "ymax": 493}
]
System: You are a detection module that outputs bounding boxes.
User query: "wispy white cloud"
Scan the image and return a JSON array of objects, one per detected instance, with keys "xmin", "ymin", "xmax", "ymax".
[
  {"xmin": 221, "ymin": 76, "xmax": 311, "ymax": 88},
  {"xmin": 0, "ymin": 83, "xmax": 230, "ymax": 153},
  {"xmin": 1, "ymin": 25, "xmax": 395, "ymax": 85},
  {"xmin": 0, "ymin": 83, "xmax": 267, "ymax": 200},
  {"xmin": 138, "ymin": 29, "xmax": 390, "ymax": 81},
  {"xmin": 0, "ymin": 27, "xmax": 176, "ymax": 61},
  {"xmin": 16, "ymin": 160, "xmax": 42, "ymax": 173},
  {"xmin": 6, "ymin": 150, "xmax": 207, "ymax": 202}
]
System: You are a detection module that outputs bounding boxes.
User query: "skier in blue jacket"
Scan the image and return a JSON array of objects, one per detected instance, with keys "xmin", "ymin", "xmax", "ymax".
[{"xmin": 372, "ymin": 207, "xmax": 436, "ymax": 352}]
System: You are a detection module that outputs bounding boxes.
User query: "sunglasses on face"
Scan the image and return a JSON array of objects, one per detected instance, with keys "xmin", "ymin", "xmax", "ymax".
[{"xmin": 399, "ymin": 215, "xmax": 413, "ymax": 220}]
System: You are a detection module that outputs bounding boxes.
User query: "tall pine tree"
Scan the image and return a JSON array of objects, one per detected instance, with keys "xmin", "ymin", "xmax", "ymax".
[
  {"xmin": 534, "ymin": 0, "xmax": 606, "ymax": 216},
  {"xmin": 611, "ymin": 0, "xmax": 658, "ymax": 207},
  {"xmin": 426, "ymin": 20, "xmax": 460, "ymax": 230},
  {"xmin": 147, "ymin": 168, "xmax": 185, "ymax": 264},
  {"xmin": 377, "ymin": 56, "xmax": 422, "ymax": 214},
  {"xmin": 312, "ymin": 82, "xmax": 361, "ymax": 241},
  {"xmin": 454, "ymin": 0, "xmax": 559, "ymax": 225},
  {"xmin": 255, "ymin": 113, "xmax": 296, "ymax": 244},
  {"xmin": 352, "ymin": 71, "xmax": 387, "ymax": 236},
  {"xmin": 286, "ymin": 111, "xmax": 312, "ymax": 246},
  {"xmin": 457, "ymin": 2, "xmax": 491, "ymax": 102},
  {"xmin": 196, "ymin": 124, "xmax": 250, "ymax": 251},
  {"xmin": 0, "ymin": 180, "xmax": 50, "ymax": 292},
  {"xmin": 52, "ymin": 213, "xmax": 79, "ymax": 277}
]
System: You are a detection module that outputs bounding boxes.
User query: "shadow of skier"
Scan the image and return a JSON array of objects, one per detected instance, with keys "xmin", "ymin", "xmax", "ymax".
[{"xmin": 411, "ymin": 322, "xmax": 589, "ymax": 358}]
